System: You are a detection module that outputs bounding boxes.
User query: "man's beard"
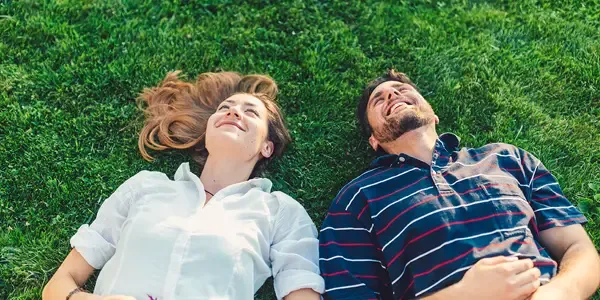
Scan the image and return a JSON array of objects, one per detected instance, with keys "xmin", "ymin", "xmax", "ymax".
[{"xmin": 373, "ymin": 106, "xmax": 435, "ymax": 144}]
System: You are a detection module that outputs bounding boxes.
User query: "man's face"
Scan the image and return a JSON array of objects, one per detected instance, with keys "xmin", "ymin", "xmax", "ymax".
[{"xmin": 366, "ymin": 80, "xmax": 437, "ymax": 147}]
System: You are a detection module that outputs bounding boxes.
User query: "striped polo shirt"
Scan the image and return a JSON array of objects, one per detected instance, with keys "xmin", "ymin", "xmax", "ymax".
[{"xmin": 319, "ymin": 133, "xmax": 587, "ymax": 299}]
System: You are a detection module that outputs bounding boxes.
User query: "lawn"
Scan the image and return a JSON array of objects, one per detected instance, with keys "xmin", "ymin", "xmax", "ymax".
[{"xmin": 1, "ymin": 0, "xmax": 599, "ymax": 299}]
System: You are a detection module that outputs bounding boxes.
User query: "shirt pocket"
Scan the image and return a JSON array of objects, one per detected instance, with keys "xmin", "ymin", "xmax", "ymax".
[{"xmin": 476, "ymin": 174, "xmax": 534, "ymax": 229}]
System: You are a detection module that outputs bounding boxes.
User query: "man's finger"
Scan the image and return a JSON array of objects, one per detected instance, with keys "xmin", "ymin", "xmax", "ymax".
[
  {"xmin": 500, "ymin": 259, "xmax": 534, "ymax": 274},
  {"xmin": 514, "ymin": 278, "xmax": 541, "ymax": 298},
  {"xmin": 478, "ymin": 256, "xmax": 519, "ymax": 266},
  {"xmin": 512, "ymin": 267, "xmax": 541, "ymax": 286}
]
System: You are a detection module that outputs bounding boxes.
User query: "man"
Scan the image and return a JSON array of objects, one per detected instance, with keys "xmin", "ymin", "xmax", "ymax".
[{"xmin": 319, "ymin": 69, "xmax": 600, "ymax": 299}]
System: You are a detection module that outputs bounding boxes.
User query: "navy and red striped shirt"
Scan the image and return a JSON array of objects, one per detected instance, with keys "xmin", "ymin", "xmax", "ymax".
[{"xmin": 319, "ymin": 133, "xmax": 587, "ymax": 299}]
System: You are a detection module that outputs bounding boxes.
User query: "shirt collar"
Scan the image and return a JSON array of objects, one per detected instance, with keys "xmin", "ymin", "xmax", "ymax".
[
  {"xmin": 438, "ymin": 132, "xmax": 461, "ymax": 152},
  {"xmin": 174, "ymin": 162, "xmax": 273, "ymax": 196},
  {"xmin": 368, "ymin": 132, "xmax": 461, "ymax": 169},
  {"xmin": 368, "ymin": 154, "xmax": 398, "ymax": 169}
]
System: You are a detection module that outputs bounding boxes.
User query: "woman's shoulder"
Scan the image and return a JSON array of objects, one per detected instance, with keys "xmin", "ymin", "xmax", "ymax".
[
  {"xmin": 125, "ymin": 169, "xmax": 171, "ymax": 186},
  {"xmin": 265, "ymin": 190, "xmax": 312, "ymax": 223},
  {"xmin": 115, "ymin": 169, "xmax": 177, "ymax": 199},
  {"xmin": 242, "ymin": 177, "xmax": 307, "ymax": 218},
  {"xmin": 269, "ymin": 190, "xmax": 303, "ymax": 211},
  {"xmin": 265, "ymin": 190, "xmax": 317, "ymax": 242}
]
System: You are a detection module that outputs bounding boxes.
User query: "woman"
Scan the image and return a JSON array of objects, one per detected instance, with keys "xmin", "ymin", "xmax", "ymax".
[{"xmin": 42, "ymin": 71, "xmax": 324, "ymax": 300}]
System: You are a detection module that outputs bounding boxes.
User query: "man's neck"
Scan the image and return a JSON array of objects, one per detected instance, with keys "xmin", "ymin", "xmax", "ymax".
[
  {"xmin": 381, "ymin": 125, "xmax": 439, "ymax": 165},
  {"xmin": 199, "ymin": 154, "xmax": 256, "ymax": 197}
]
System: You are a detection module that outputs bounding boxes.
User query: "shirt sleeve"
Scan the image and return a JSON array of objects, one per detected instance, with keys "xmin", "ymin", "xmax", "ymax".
[
  {"xmin": 270, "ymin": 191, "xmax": 325, "ymax": 299},
  {"xmin": 521, "ymin": 150, "xmax": 588, "ymax": 231},
  {"xmin": 69, "ymin": 171, "xmax": 149, "ymax": 269},
  {"xmin": 320, "ymin": 211, "xmax": 391, "ymax": 300}
]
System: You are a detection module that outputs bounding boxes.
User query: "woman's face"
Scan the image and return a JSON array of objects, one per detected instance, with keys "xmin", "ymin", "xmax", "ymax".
[{"xmin": 205, "ymin": 93, "xmax": 273, "ymax": 161}]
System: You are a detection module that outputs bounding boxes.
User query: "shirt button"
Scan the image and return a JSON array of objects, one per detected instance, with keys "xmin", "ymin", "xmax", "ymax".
[
  {"xmin": 399, "ymin": 157, "xmax": 406, "ymax": 162},
  {"xmin": 433, "ymin": 153, "xmax": 439, "ymax": 159}
]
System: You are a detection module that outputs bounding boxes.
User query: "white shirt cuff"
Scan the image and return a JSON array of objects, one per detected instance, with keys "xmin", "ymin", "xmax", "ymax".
[{"xmin": 70, "ymin": 224, "xmax": 115, "ymax": 269}]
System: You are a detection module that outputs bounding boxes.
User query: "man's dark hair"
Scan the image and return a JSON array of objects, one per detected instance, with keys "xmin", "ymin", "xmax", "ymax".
[{"xmin": 357, "ymin": 69, "xmax": 418, "ymax": 138}]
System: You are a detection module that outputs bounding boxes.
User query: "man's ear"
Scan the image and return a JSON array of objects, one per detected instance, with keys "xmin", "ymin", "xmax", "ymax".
[
  {"xmin": 369, "ymin": 135, "xmax": 380, "ymax": 152},
  {"xmin": 261, "ymin": 140, "xmax": 274, "ymax": 158},
  {"xmin": 434, "ymin": 114, "xmax": 439, "ymax": 124}
]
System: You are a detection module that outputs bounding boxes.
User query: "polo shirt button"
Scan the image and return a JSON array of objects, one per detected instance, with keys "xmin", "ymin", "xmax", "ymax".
[
  {"xmin": 433, "ymin": 153, "xmax": 439, "ymax": 159},
  {"xmin": 399, "ymin": 157, "xmax": 406, "ymax": 162}
]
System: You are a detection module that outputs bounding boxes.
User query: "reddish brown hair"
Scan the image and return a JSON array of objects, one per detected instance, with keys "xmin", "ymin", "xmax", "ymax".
[{"xmin": 138, "ymin": 71, "xmax": 291, "ymax": 176}]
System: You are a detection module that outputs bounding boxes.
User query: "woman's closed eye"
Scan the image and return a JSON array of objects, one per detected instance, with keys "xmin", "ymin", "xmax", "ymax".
[
  {"xmin": 218, "ymin": 105, "xmax": 229, "ymax": 111},
  {"xmin": 246, "ymin": 109, "xmax": 259, "ymax": 117}
]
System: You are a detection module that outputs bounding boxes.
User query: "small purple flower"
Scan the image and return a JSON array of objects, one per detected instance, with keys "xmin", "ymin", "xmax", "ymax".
[{"xmin": 147, "ymin": 295, "xmax": 158, "ymax": 300}]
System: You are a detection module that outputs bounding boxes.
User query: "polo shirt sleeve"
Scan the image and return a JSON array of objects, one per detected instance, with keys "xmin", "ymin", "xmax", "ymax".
[
  {"xmin": 270, "ymin": 192, "xmax": 325, "ymax": 300},
  {"xmin": 320, "ymin": 181, "xmax": 393, "ymax": 300},
  {"xmin": 320, "ymin": 211, "xmax": 392, "ymax": 300},
  {"xmin": 69, "ymin": 171, "xmax": 149, "ymax": 269},
  {"xmin": 520, "ymin": 150, "xmax": 587, "ymax": 231}
]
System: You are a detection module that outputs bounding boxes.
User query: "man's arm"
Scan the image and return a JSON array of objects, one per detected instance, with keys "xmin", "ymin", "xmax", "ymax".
[
  {"xmin": 519, "ymin": 150, "xmax": 599, "ymax": 299},
  {"xmin": 530, "ymin": 225, "xmax": 600, "ymax": 299},
  {"xmin": 319, "ymin": 211, "xmax": 392, "ymax": 299}
]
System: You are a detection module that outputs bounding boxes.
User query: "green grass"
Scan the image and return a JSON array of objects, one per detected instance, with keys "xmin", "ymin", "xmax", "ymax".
[{"xmin": 1, "ymin": 0, "xmax": 599, "ymax": 299}]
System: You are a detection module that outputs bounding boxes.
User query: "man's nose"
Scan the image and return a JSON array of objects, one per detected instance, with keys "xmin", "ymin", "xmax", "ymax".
[{"xmin": 384, "ymin": 88, "xmax": 401, "ymax": 101}]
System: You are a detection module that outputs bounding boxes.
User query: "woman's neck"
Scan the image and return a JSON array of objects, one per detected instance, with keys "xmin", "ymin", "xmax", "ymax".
[{"xmin": 199, "ymin": 154, "xmax": 256, "ymax": 197}]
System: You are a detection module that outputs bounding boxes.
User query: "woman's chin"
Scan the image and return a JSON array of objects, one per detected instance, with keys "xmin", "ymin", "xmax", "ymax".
[
  {"xmin": 214, "ymin": 129, "xmax": 248, "ymax": 143},
  {"xmin": 207, "ymin": 136, "xmax": 254, "ymax": 155}
]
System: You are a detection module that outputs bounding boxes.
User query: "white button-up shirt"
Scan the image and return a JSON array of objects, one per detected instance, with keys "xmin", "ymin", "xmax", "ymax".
[{"xmin": 71, "ymin": 163, "xmax": 324, "ymax": 300}]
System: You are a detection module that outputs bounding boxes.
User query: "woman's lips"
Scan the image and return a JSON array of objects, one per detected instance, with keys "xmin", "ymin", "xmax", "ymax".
[{"xmin": 218, "ymin": 121, "xmax": 246, "ymax": 131}]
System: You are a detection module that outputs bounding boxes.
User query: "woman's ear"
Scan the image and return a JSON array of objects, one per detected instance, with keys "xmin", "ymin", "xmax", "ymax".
[{"xmin": 261, "ymin": 140, "xmax": 274, "ymax": 159}]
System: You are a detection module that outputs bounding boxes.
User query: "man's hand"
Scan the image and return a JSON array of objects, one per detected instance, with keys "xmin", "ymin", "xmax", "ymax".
[{"xmin": 453, "ymin": 256, "xmax": 540, "ymax": 300}]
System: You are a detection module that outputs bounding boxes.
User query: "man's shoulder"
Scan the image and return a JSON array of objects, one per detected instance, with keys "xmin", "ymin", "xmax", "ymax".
[{"xmin": 330, "ymin": 167, "xmax": 390, "ymax": 210}]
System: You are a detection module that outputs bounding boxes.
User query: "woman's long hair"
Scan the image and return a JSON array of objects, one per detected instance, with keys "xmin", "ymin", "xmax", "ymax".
[{"xmin": 137, "ymin": 70, "xmax": 291, "ymax": 176}]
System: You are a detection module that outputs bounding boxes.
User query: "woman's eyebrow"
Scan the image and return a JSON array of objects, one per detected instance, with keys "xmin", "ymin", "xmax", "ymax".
[{"xmin": 223, "ymin": 99, "xmax": 258, "ymax": 108}]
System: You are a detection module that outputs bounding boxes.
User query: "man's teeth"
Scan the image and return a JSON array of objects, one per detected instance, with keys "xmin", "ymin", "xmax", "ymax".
[{"xmin": 389, "ymin": 102, "xmax": 407, "ymax": 114}]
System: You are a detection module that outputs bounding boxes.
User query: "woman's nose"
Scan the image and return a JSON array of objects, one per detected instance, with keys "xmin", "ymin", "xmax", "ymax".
[{"xmin": 226, "ymin": 108, "xmax": 241, "ymax": 119}]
